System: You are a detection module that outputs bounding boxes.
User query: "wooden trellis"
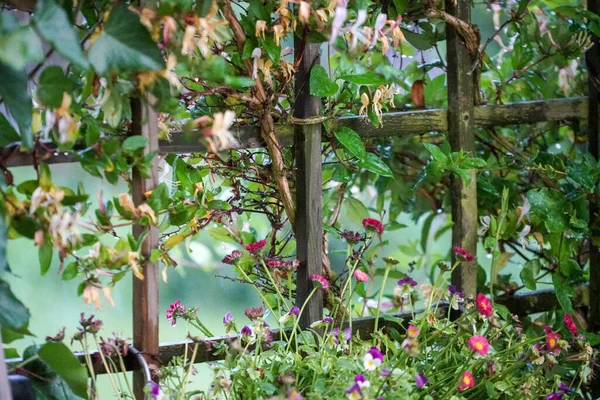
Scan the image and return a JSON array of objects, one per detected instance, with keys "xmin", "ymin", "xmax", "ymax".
[{"xmin": 2, "ymin": 0, "xmax": 600, "ymax": 398}]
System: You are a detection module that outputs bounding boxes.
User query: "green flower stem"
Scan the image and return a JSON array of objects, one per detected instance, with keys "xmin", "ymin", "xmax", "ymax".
[
  {"xmin": 179, "ymin": 342, "xmax": 199, "ymax": 400},
  {"xmin": 193, "ymin": 316, "xmax": 214, "ymax": 337},
  {"xmin": 373, "ymin": 261, "xmax": 392, "ymax": 336},
  {"xmin": 286, "ymin": 286, "xmax": 318, "ymax": 352},
  {"xmin": 89, "ymin": 336, "xmax": 119, "ymax": 395},
  {"xmin": 237, "ymin": 267, "xmax": 279, "ymax": 323},
  {"xmin": 259, "ymin": 259, "xmax": 288, "ymax": 314},
  {"xmin": 117, "ymin": 353, "xmax": 134, "ymax": 398}
]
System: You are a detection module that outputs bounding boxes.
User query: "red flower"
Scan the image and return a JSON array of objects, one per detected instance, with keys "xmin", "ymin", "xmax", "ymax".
[
  {"xmin": 453, "ymin": 246, "xmax": 474, "ymax": 262},
  {"xmin": 546, "ymin": 332, "xmax": 561, "ymax": 352},
  {"xmin": 458, "ymin": 371, "xmax": 475, "ymax": 392},
  {"xmin": 245, "ymin": 239, "xmax": 266, "ymax": 253},
  {"xmin": 468, "ymin": 335, "xmax": 489, "ymax": 355},
  {"xmin": 311, "ymin": 274, "xmax": 329, "ymax": 290},
  {"xmin": 563, "ymin": 314, "xmax": 577, "ymax": 335},
  {"xmin": 362, "ymin": 218, "xmax": 384, "ymax": 234},
  {"xmin": 476, "ymin": 293, "xmax": 493, "ymax": 317}
]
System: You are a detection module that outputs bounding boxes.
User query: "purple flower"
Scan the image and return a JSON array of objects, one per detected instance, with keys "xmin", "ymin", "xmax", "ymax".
[
  {"xmin": 346, "ymin": 383, "xmax": 362, "ymax": 398},
  {"xmin": 309, "ymin": 316, "xmax": 334, "ymax": 329},
  {"xmin": 546, "ymin": 394, "xmax": 563, "ymax": 400},
  {"xmin": 380, "ymin": 368, "xmax": 390, "ymax": 377},
  {"xmin": 145, "ymin": 381, "xmax": 161, "ymax": 399},
  {"xmin": 289, "ymin": 306, "xmax": 300, "ymax": 316},
  {"xmin": 397, "ymin": 276, "xmax": 417, "ymax": 287},
  {"xmin": 343, "ymin": 327, "xmax": 352, "ymax": 341},
  {"xmin": 559, "ymin": 382, "xmax": 571, "ymax": 393},
  {"xmin": 368, "ymin": 346, "xmax": 384, "ymax": 361},
  {"xmin": 323, "ymin": 317, "xmax": 334, "ymax": 323},
  {"xmin": 329, "ymin": 328, "xmax": 341, "ymax": 344},
  {"xmin": 355, "ymin": 374, "xmax": 366, "ymax": 384},
  {"xmin": 240, "ymin": 325, "xmax": 252, "ymax": 336},
  {"xmin": 223, "ymin": 311, "xmax": 234, "ymax": 325},
  {"xmin": 415, "ymin": 373, "xmax": 429, "ymax": 389}
]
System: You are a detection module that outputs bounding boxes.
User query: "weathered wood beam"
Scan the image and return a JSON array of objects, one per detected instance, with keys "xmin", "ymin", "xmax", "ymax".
[
  {"xmin": 131, "ymin": 97, "xmax": 160, "ymax": 396},
  {"xmin": 293, "ymin": 38, "xmax": 323, "ymax": 327},
  {"xmin": 0, "ymin": 97, "xmax": 589, "ymax": 168},
  {"xmin": 446, "ymin": 0, "xmax": 477, "ymax": 297}
]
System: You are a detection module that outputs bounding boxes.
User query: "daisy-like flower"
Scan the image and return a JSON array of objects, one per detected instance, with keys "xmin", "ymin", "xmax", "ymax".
[
  {"xmin": 166, "ymin": 300, "xmax": 186, "ymax": 327},
  {"xmin": 346, "ymin": 383, "xmax": 362, "ymax": 400},
  {"xmin": 363, "ymin": 347, "xmax": 384, "ymax": 371},
  {"xmin": 398, "ymin": 276, "xmax": 417, "ymax": 288},
  {"xmin": 279, "ymin": 306, "xmax": 300, "ymax": 324},
  {"xmin": 354, "ymin": 374, "xmax": 370, "ymax": 388},
  {"xmin": 311, "ymin": 274, "xmax": 329, "ymax": 290},
  {"xmin": 468, "ymin": 335, "xmax": 489, "ymax": 356},
  {"xmin": 245, "ymin": 239, "xmax": 266, "ymax": 254},
  {"xmin": 222, "ymin": 250, "xmax": 243, "ymax": 264},
  {"xmin": 563, "ymin": 314, "xmax": 577, "ymax": 335},
  {"xmin": 458, "ymin": 371, "xmax": 475, "ymax": 392},
  {"xmin": 476, "ymin": 293, "xmax": 493, "ymax": 317},
  {"xmin": 415, "ymin": 373, "xmax": 429, "ymax": 389},
  {"xmin": 546, "ymin": 332, "xmax": 561, "ymax": 352},
  {"xmin": 407, "ymin": 325, "xmax": 419, "ymax": 339},
  {"xmin": 353, "ymin": 269, "xmax": 369, "ymax": 282},
  {"xmin": 453, "ymin": 246, "xmax": 474, "ymax": 262},
  {"xmin": 245, "ymin": 306, "xmax": 263, "ymax": 320},
  {"xmin": 362, "ymin": 217, "xmax": 384, "ymax": 234}
]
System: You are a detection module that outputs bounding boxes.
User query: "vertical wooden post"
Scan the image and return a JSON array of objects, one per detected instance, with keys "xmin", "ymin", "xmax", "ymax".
[
  {"xmin": 131, "ymin": 98, "xmax": 160, "ymax": 397},
  {"xmin": 446, "ymin": 0, "xmax": 477, "ymax": 297},
  {"xmin": 0, "ymin": 331, "xmax": 12, "ymax": 400},
  {"xmin": 294, "ymin": 38, "xmax": 324, "ymax": 327},
  {"xmin": 588, "ymin": 0, "xmax": 600, "ymax": 331}
]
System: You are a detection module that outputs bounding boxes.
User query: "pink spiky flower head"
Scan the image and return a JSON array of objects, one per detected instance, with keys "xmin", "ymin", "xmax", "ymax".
[{"xmin": 311, "ymin": 274, "xmax": 329, "ymax": 290}]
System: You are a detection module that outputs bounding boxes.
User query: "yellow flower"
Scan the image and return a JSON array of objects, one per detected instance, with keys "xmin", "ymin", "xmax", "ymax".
[{"xmin": 255, "ymin": 20, "xmax": 267, "ymax": 39}]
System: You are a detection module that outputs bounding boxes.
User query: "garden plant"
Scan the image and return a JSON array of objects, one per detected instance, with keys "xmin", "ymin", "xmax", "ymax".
[{"xmin": 1, "ymin": 0, "xmax": 600, "ymax": 398}]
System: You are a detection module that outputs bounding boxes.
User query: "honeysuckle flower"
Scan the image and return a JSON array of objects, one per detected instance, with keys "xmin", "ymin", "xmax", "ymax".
[
  {"xmin": 298, "ymin": 1, "xmax": 310, "ymax": 24},
  {"xmin": 222, "ymin": 250, "xmax": 243, "ymax": 264},
  {"xmin": 398, "ymin": 276, "xmax": 417, "ymax": 288},
  {"xmin": 517, "ymin": 196, "xmax": 531, "ymax": 225},
  {"xmin": 346, "ymin": 383, "xmax": 362, "ymax": 400},
  {"xmin": 49, "ymin": 209, "xmax": 82, "ymax": 248},
  {"xmin": 311, "ymin": 274, "xmax": 329, "ymax": 290},
  {"xmin": 563, "ymin": 314, "xmax": 577, "ymax": 335},
  {"xmin": 363, "ymin": 347, "xmax": 384, "ymax": 371},
  {"xmin": 518, "ymin": 224, "xmax": 531, "ymax": 248},
  {"xmin": 329, "ymin": 0, "xmax": 347, "ymax": 44},
  {"xmin": 453, "ymin": 246, "xmax": 474, "ymax": 262},
  {"xmin": 245, "ymin": 306, "xmax": 263, "ymax": 320},
  {"xmin": 468, "ymin": 335, "xmax": 490, "ymax": 355},
  {"xmin": 255, "ymin": 20, "xmax": 267, "ymax": 39},
  {"xmin": 415, "ymin": 373, "xmax": 429, "ymax": 389},
  {"xmin": 354, "ymin": 374, "xmax": 370, "ymax": 388},
  {"xmin": 349, "ymin": 9, "xmax": 368, "ymax": 49},
  {"xmin": 359, "ymin": 93, "xmax": 369, "ymax": 119},
  {"xmin": 407, "ymin": 325, "xmax": 419, "ymax": 339},
  {"xmin": 83, "ymin": 285, "xmax": 102, "ymax": 309},
  {"xmin": 208, "ymin": 110, "xmax": 238, "ymax": 151},
  {"xmin": 245, "ymin": 239, "xmax": 266, "ymax": 254},
  {"xmin": 458, "ymin": 371, "xmax": 475, "ymax": 392},
  {"xmin": 166, "ymin": 300, "xmax": 186, "ymax": 326},
  {"xmin": 371, "ymin": 13, "xmax": 387, "ymax": 46},
  {"xmin": 476, "ymin": 293, "xmax": 493, "ymax": 317},
  {"xmin": 353, "ymin": 269, "xmax": 369, "ymax": 282},
  {"xmin": 362, "ymin": 217, "xmax": 384, "ymax": 234},
  {"xmin": 137, "ymin": 203, "xmax": 158, "ymax": 225},
  {"xmin": 251, "ymin": 48, "xmax": 262, "ymax": 79},
  {"xmin": 273, "ymin": 24, "xmax": 285, "ymax": 46}
]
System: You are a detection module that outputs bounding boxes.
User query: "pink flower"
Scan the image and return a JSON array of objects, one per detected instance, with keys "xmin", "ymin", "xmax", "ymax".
[
  {"xmin": 353, "ymin": 269, "xmax": 369, "ymax": 282},
  {"xmin": 407, "ymin": 325, "xmax": 419, "ymax": 339},
  {"xmin": 362, "ymin": 218, "xmax": 384, "ymax": 234},
  {"xmin": 245, "ymin": 239, "xmax": 266, "ymax": 253},
  {"xmin": 244, "ymin": 306, "xmax": 263, "ymax": 320},
  {"xmin": 453, "ymin": 246, "xmax": 474, "ymax": 262},
  {"xmin": 563, "ymin": 314, "xmax": 577, "ymax": 335},
  {"xmin": 546, "ymin": 332, "xmax": 561, "ymax": 353},
  {"xmin": 468, "ymin": 335, "xmax": 489, "ymax": 355},
  {"xmin": 166, "ymin": 300, "xmax": 186, "ymax": 326},
  {"xmin": 476, "ymin": 293, "xmax": 493, "ymax": 317},
  {"xmin": 222, "ymin": 250, "xmax": 243, "ymax": 264},
  {"xmin": 311, "ymin": 274, "xmax": 329, "ymax": 290},
  {"xmin": 458, "ymin": 371, "xmax": 475, "ymax": 392}
]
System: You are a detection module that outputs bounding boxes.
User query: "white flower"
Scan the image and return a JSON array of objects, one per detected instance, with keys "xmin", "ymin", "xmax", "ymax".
[
  {"xmin": 329, "ymin": 0, "xmax": 348, "ymax": 44},
  {"xmin": 251, "ymin": 48, "xmax": 262, "ymax": 79},
  {"xmin": 363, "ymin": 353, "xmax": 381, "ymax": 371},
  {"xmin": 371, "ymin": 13, "xmax": 387, "ymax": 46},
  {"xmin": 517, "ymin": 197, "xmax": 531, "ymax": 225},
  {"xmin": 519, "ymin": 224, "xmax": 531, "ymax": 249},
  {"xmin": 209, "ymin": 111, "xmax": 238, "ymax": 151},
  {"xmin": 357, "ymin": 380, "xmax": 370, "ymax": 389},
  {"xmin": 349, "ymin": 9, "xmax": 368, "ymax": 49}
]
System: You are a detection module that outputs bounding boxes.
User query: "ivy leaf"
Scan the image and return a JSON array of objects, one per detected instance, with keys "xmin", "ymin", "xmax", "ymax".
[
  {"xmin": 340, "ymin": 71, "xmax": 387, "ymax": 86},
  {"xmin": 358, "ymin": 153, "xmax": 393, "ymax": 177},
  {"xmin": 310, "ymin": 65, "xmax": 339, "ymax": 97},
  {"xmin": 0, "ymin": 61, "xmax": 33, "ymax": 148},
  {"xmin": 334, "ymin": 127, "xmax": 367, "ymax": 160},
  {"xmin": 0, "ymin": 279, "xmax": 30, "ymax": 331},
  {"xmin": 552, "ymin": 273, "xmax": 573, "ymax": 314},
  {"xmin": 37, "ymin": 342, "xmax": 89, "ymax": 399},
  {"xmin": 88, "ymin": 3, "xmax": 165, "ymax": 75},
  {"xmin": 33, "ymin": 0, "xmax": 89, "ymax": 70},
  {"xmin": 37, "ymin": 66, "xmax": 75, "ymax": 108},
  {"xmin": 0, "ymin": 114, "xmax": 20, "ymax": 147},
  {"xmin": 520, "ymin": 259, "xmax": 540, "ymax": 290}
]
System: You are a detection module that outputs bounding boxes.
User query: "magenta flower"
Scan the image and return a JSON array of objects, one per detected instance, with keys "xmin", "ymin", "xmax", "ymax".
[
  {"xmin": 222, "ymin": 250, "xmax": 243, "ymax": 264},
  {"xmin": 362, "ymin": 217, "xmax": 384, "ymax": 234},
  {"xmin": 245, "ymin": 306, "xmax": 263, "ymax": 320},
  {"xmin": 223, "ymin": 311, "xmax": 234, "ymax": 325},
  {"xmin": 398, "ymin": 276, "xmax": 417, "ymax": 287},
  {"xmin": 166, "ymin": 300, "xmax": 186, "ymax": 327},
  {"xmin": 415, "ymin": 373, "xmax": 429, "ymax": 389},
  {"xmin": 245, "ymin": 239, "xmax": 266, "ymax": 253},
  {"xmin": 453, "ymin": 246, "xmax": 474, "ymax": 262},
  {"xmin": 240, "ymin": 325, "xmax": 252, "ymax": 336},
  {"xmin": 346, "ymin": 383, "xmax": 362, "ymax": 399},
  {"xmin": 144, "ymin": 381, "xmax": 162, "ymax": 399},
  {"xmin": 468, "ymin": 335, "xmax": 489, "ymax": 356},
  {"xmin": 476, "ymin": 293, "xmax": 493, "ymax": 317},
  {"xmin": 311, "ymin": 274, "xmax": 329, "ymax": 290},
  {"xmin": 563, "ymin": 314, "xmax": 577, "ymax": 335},
  {"xmin": 546, "ymin": 394, "xmax": 563, "ymax": 400},
  {"xmin": 289, "ymin": 306, "xmax": 300, "ymax": 316},
  {"xmin": 353, "ymin": 269, "xmax": 369, "ymax": 282}
]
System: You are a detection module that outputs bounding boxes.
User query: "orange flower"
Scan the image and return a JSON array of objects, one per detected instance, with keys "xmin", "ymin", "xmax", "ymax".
[{"xmin": 458, "ymin": 371, "xmax": 475, "ymax": 392}]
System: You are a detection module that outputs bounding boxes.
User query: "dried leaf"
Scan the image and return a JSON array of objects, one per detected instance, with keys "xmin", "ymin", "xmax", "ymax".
[{"xmin": 411, "ymin": 80, "xmax": 425, "ymax": 109}]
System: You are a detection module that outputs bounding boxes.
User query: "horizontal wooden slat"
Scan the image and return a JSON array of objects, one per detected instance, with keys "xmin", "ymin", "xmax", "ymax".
[
  {"xmin": 0, "ymin": 97, "xmax": 589, "ymax": 168},
  {"xmin": 5, "ymin": 285, "xmax": 588, "ymax": 374}
]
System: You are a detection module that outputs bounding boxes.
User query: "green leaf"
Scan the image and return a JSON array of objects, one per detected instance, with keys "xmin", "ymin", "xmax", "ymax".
[
  {"xmin": 0, "ymin": 25, "xmax": 43, "ymax": 71},
  {"xmin": 345, "ymin": 197, "xmax": 369, "ymax": 227},
  {"xmin": 401, "ymin": 28, "xmax": 434, "ymax": 50},
  {"xmin": 340, "ymin": 71, "xmax": 388, "ymax": 86},
  {"xmin": 38, "ymin": 342, "xmax": 89, "ymax": 399},
  {"xmin": 62, "ymin": 263, "xmax": 78, "ymax": 281},
  {"xmin": 0, "ymin": 113, "xmax": 20, "ymax": 146},
  {"xmin": 0, "ymin": 61, "xmax": 33, "ymax": 148},
  {"xmin": 88, "ymin": 3, "xmax": 164, "ymax": 75},
  {"xmin": 560, "ymin": 259, "xmax": 582, "ymax": 278},
  {"xmin": 520, "ymin": 259, "xmax": 540, "ymax": 290},
  {"xmin": 148, "ymin": 182, "xmax": 170, "ymax": 213},
  {"xmin": 310, "ymin": 65, "xmax": 339, "ymax": 97},
  {"xmin": 552, "ymin": 273, "xmax": 573, "ymax": 314},
  {"xmin": 39, "ymin": 241, "xmax": 53, "ymax": 275},
  {"xmin": 334, "ymin": 127, "xmax": 366, "ymax": 160},
  {"xmin": 527, "ymin": 188, "xmax": 568, "ymax": 233},
  {"xmin": 207, "ymin": 200, "xmax": 232, "ymax": 210},
  {"xmin": 262, "ymin": 37, "xmax": 280, "ymax": 63},
  {"xmin": 37, "ymin": 66, "xmax": 75, "ymax": 108},
  {"xmin": 208, "ymin": 227, "xmax": 237, "ymax": 243},
  {"xmin": 0, "ymin": 210, "xmax": 8, "ymax": 274},
  {"xmin": 358, "ymin": 153, "xmax": 393, "ymax": 177},
  {"xmin": 122, "ymin": 135, "xmax": 148, "ymax": 153},
  {"xmin": 0, "ymin": 279, "xmax": 30, "ymax": 331},
  {"xmin": 33, "ymin": 0, "xmax": 89, "ymax": 69},
  {"xmin": 423, "ymin": 143, "xmax": 448, "ymax": 165}
]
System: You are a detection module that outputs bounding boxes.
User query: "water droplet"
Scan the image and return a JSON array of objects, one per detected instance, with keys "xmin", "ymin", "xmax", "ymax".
[
  {"xmin": 53, "ymin": 152, "xmax": 59, "ymax": 156},
  {"xmin": 486, "ymin": 253, "xmax": 492, "ymax": 259},
  {"xmin": 436, "ymin": 208, "xmax": 442, "ymax": 214},
  {"xmin": 555, "ymin": 143, "xmax": 562, "ymax": 149}
]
